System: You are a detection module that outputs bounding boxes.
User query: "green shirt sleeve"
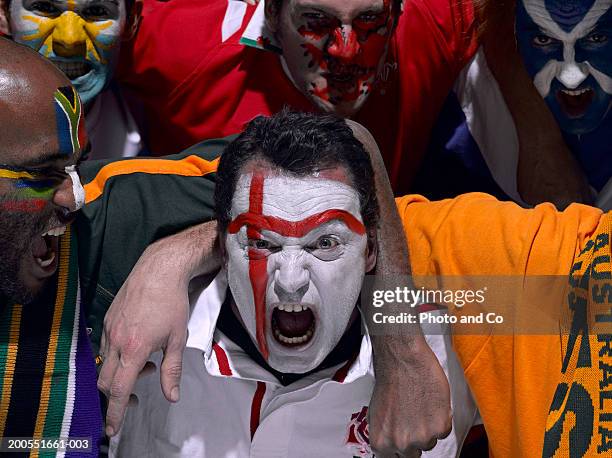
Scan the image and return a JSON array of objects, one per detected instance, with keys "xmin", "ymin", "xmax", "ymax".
[{"xmin": 76, "ymin": 136, "xmax": 232, "ymax": 352}]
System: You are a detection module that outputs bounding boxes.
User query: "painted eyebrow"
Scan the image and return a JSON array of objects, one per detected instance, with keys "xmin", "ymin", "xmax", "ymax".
[{"xmin": 228, "ymin": 209, "xmax": 366, "ymax": 238}]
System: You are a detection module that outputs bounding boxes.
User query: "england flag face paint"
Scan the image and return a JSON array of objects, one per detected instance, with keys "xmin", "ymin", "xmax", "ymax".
[
  {"xmin": 225, "ymin": 170, "xmax": 371, "ymax": 373},
  {"xmin": 516, "ymin": 0, "xmax": 612, "ymax": 134}
]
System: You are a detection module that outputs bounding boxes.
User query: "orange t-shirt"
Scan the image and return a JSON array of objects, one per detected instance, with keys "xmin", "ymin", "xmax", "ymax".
[{"xmin": 396, "ymin": 193, "xmax": 612, "ymax": 457}]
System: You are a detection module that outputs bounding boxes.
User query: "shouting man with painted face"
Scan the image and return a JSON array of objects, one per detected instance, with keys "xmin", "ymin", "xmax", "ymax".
[
  {"xmin": 420, "ymin": 0, "xmax": 612, "ymax": 208},
  {"xmin": 107, "ymin": 110, "xmax": 464, "ymax": 458},
  {"xmin": 0, "ymin": 0, "xmax": 144, "ymax": 159},
  {"xmin": 0, "ymin": 38, "xmax": 102, "ymax": 454}
]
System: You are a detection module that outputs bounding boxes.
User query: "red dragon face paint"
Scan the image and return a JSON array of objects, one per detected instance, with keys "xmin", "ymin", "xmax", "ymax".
[
  {"xmin": 277, "ymin": 0, "xmax": 395, "ymax": 117},
  {"xmin": 225, "ymin": 171, "xmax": 369, "ymax": 373}
]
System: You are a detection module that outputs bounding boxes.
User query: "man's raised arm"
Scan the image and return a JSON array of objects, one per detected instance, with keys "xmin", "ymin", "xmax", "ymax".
[{"xmin": 347, "ymin": 121, "xmax": 452, "ymax": 457}]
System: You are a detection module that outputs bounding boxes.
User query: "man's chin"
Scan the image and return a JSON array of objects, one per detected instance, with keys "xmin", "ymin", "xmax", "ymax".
[
  {"xmin": 1, "ymin": 278, "xmax": 39, "ymax": 305},
  {"xmin": 310, "ymin": 95, "xmax": 368, "ymax": 119},
  {"xmin": 71, "ymin": 71, "xmax": 109, "ymax": 105},
  {"xmin": 266, "ymin": 353, "xmax": 324, "ymax": 374}
]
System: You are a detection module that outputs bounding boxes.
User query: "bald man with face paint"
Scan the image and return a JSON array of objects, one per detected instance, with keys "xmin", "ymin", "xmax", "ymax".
[
  {"xmin": 0, "ymin": 0, "xmax": 144, "ymax": 160},
  {"xmin": 0, "ymin": 37, "xmax": 102, "ymax": 455}
]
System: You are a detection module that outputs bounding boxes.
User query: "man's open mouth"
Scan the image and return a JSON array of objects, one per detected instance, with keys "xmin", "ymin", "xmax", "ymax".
[
  {"xmin": 556, "ymin": 87, "xmax": 595, "ymax": 118},
  {"xmin": 30, "ymin": 226, "xmax": 66, "ymax": 275},
  {"xmin": 51, "ymin": 59, "xmax": 92, "ymax": 80},
  {"xmin": 271, "ymin": 304, "xmax": 316, "ymax": 347}
]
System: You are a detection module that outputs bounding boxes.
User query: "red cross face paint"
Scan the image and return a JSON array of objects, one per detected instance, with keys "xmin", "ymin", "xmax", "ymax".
[
  {"xmin": 225, "ymin": 171, "xmax": 369, "ymax": 373},
  {"xmin": 277, "ymin": 0, "xmax": 396, "ymax": 117}
]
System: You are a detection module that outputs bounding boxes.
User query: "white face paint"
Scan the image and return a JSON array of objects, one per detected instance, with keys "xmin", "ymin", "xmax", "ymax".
[
  {"xmin": 225, "ymin": 172, "xmax": 370, "ymax": 373},
  {"xmin": 522, "ymin": 0, "xmax": 612, "ymax": 96}
]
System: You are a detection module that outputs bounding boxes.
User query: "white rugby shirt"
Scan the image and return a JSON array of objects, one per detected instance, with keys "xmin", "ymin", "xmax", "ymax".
[{"xmin": 110, "ymin": 273, "xmax": 478, "ymax": 457}]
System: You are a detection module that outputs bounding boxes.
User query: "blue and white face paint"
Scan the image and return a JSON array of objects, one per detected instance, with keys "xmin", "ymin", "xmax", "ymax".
[{"xmin": 516, "ymin": 0, "xmax": 612, "ymax": 134}]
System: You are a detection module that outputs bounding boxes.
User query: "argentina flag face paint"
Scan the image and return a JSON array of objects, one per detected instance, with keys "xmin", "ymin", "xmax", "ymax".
[
  {"xmin": 516, "ymin": 0, "xmax": 612, "ymax": 134},
  {"xmin": 8, "ymin": 0, "xmax": 128, "ymax": 105}
]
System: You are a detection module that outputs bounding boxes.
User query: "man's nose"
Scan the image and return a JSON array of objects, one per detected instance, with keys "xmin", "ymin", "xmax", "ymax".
[
  {"xmin": 273, "ymin": 254, "xmax": 310, "ymax": 302},
  {"xmin": 52, "ymin": 12, "xmax": 88, "ymax": 58},
  {"xmin": 558, "ymin": 61, "xmax": 589, "ymax": 89},
  {"xmin": 327, "ymin": 26, "xmax": 360, "ymax": 62}
]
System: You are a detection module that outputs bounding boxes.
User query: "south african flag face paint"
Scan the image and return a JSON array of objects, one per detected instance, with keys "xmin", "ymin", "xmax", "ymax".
[
  {"xmin": 0, "ymin": 166, "xmax": 57, "ymax": 213},
  {"xmin": 53, "ymin": 85, "xmax": 87, "ymax": 157},
  {"xmin": 0, "ymin": 86, "xmax": 86, "ymax": 214}
]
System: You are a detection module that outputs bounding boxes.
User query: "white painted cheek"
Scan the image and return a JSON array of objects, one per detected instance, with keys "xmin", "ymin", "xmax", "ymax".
[
  {"xmin": 225, "ymin": 233, "xmax": 258, "ymax": 338},
  {"xmin": 589, "ymin": 64, "xmax": 612, "ymax": 93},
  {"xmin": 317, "ymin": 235, "xmax": 368, "ymax": 334},
  {"xmin": 10, "ymin": 5, "xmax": 42, "ymax": 37}
]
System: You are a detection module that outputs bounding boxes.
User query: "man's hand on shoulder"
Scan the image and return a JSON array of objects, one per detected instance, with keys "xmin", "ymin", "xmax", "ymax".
[{"xmin": 97, "ymin": 221, "xmax": 221, "ymax": 436}]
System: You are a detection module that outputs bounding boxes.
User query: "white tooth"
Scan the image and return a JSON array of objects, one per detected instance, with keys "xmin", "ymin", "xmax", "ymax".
[
  {"xmin": 291, "ymin": 337, "xmax": 298, "ymax": 344},
  {"xmin": 278, "ymin": 304, "xmax": 285, "ymax": 311},
  {"xmin": 302, "ymin": 305, "xmax": 309, "ymax": 310},
  {"xmin": 36, "ymin": 252, "xmax": 56, "ymax": 268},
  {"xmin": 295, "ymin": 304, "xmax": 303, "ymax": 312}
]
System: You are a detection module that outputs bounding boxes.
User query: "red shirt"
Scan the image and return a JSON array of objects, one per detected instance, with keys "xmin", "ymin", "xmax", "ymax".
[{"xmin": 118, "ymin": 0, "xmax": 478, "ymax": 194}]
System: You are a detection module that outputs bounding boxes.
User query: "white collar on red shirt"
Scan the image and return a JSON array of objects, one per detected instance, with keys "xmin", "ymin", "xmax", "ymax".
[
  {"xmin": 186, "ymin": 271, "xmax": 374, "ymax": 386},
  {"xmin": 237, "ymin": 0, "xmax": 282, "ymax": 53}
]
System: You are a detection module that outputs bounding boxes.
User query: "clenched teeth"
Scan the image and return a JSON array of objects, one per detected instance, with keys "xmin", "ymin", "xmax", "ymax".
[
  {"xmin": 274, "ymin": 328, "xmax": 314, "ymax": 344},
  {"xmin": 276, "ymin": 304, "xmax": 309, "ymax": 312},
  {"xmin": 42, "ymin": 226, "xmax": 66, "ymax": 237},
  {"xmin": 561, "ymin": 88, "xmax": 591, "ymax": 96}
]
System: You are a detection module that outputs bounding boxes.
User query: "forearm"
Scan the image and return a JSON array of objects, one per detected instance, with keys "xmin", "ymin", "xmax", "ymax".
[
  {"xmin": 346, "ymin": 121, "xmax": 425, "ymax": 360},
  {"xmin": 139, "ymin": 220, "xmax": 221, "ymax": 289}
]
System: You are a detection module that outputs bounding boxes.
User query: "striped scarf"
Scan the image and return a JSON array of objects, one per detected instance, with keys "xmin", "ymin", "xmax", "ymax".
[{"xmin": 0, "ymin": 226, "xmax": 102, "ymax": 457}]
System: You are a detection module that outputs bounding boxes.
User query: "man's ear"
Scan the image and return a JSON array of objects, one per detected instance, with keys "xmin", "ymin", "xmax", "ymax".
[
  {"xmin": 365, "ymin": 229, "xmax": 377, "ymax": 273},
  {"xmin": 122, "ymin": 0, "xmax": 143, "ymax": 41},
  {"xmin": 0, "ymin": 1, "xmax": 11, "ymax": 37},
  {"xmin": 265, "ymin": 0, "xmax": 280, "ymax": 34},
  {"xmin": 219, "ymin": 232, "xmax": 229, "ymax": 266}
]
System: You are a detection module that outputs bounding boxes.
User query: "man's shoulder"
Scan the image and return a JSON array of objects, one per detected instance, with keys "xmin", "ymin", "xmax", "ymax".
[
  {"xmin": 120, "ymin": 0, "xmax": 255, "ymax": 85},
  {"xmin": 79, "ymin": 135, "xmax": 230, "ymax": 185},
  {"xmin": 397, "ymin": 0, "xmax": 478, "ymax": 62}
]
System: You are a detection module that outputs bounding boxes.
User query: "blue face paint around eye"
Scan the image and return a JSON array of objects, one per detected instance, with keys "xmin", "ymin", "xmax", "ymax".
[{"xmin": 516, "ymin": 0, "xmax": 612, "ymax": 135}]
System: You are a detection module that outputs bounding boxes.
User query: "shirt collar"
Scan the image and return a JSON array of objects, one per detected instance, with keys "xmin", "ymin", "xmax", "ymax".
[
  {"xmin": 239, "ymin": 0, "xmax": 282, "ymax": 53},
  {"xmin": 186, "ymin": 271, "xmax": 373, "ymax": 385}
]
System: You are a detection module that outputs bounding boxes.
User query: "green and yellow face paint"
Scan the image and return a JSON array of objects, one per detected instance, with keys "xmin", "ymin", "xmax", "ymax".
[
  {"xmin": 0, "ymin": 85, "xmax": 86, "ymax": 213},
  {"xmin": 9, "ymin": 0, "xmax": 128, "ymax": 104},
  {"xmin": 0, "ymin": 166, "xmax": 56, "ymax": 213}
]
